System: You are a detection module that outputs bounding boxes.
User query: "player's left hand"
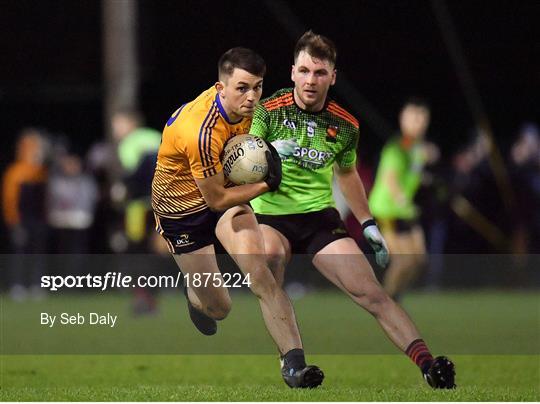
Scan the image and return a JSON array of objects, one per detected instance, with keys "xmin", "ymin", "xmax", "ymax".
[
  {"xmin": 264, "ymin": 141, "xmax": 282, "ymax": 192},
  {"xmin": 361, "ymin": 219, "xmax": 389, "ymax": 268}
]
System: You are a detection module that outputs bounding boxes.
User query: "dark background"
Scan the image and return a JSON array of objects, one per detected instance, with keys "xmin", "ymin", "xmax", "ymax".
[
  {"xmin": 2, "ymin": 1, "xmax": 538, "ymax": 160},
  {"xmin": 1, "ymin": 0, "xmax": 538, "ymax": 258}
]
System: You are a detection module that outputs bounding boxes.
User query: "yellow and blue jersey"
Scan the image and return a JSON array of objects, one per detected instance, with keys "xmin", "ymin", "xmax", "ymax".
[{"xmin": 152, "ymin": 86, "xmax": 252, "ymax": 218}]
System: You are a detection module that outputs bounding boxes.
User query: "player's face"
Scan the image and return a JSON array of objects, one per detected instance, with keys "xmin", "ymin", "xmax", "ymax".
[
  {"xmin": 291, "ymin": 50, "xmax": 336, "ymax": 112},
  {"xmin": 216, "ymin": 68, "xmax": 263, "ymax": 122},
  {"xmin": 399, "ymin": 105, "xmax": 430, "ymax": 140}
]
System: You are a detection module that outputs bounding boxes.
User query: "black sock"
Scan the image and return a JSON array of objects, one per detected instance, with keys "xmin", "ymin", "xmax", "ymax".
[{"xmin": 282, "ymin": 348, "xmax": 306, "ymax": 370}]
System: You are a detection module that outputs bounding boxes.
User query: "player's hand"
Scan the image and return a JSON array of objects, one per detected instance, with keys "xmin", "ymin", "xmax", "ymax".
[
  {"xmin": 362, "ymin": 219, "xmax": 389, "ymax": 268},
  {"xmin": 264, "ymin": 141, "xmax": 282, "ymax": 192},
  {"xmin": 271, "ymin": 139, "xmax": 299, "ymax": 159}
]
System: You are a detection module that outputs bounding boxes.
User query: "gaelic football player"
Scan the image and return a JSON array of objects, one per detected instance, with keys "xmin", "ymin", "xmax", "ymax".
[
  {"xmin": 250, "ymin": 31, "xmax": 456, "ymax": 389},
  {"xmin": 369, "ymin": 98, "xmax": 433, "ymax": 300},
  {"xmin": 151, "ymin": 47, "xmax": 323, "ymax": 388}
]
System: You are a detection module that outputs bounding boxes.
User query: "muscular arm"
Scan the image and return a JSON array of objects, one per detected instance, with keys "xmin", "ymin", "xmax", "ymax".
[
  {"xmin": 195, "ymin": 171, "xmax": 269, "ymax": 212},
  {"xmin": 335, "ymin": 165, "xmax": 372, "ymax": 224},
  {"xmin": 336, "ymin": 165, "xmax": 390, "ymax": 267}
]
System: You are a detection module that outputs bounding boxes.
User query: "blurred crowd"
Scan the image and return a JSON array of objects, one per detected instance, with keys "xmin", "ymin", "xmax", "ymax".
[
  {"xmin": 2, "ymin": 110, "xmax": 168, "ymax": 300},
  {"xmin": 345, "ymin": 120, "xmax": 540, "ymax": 291},
  {"xmin": 2, "ymin": 107, "xmax": 539, "ymax": 298}
]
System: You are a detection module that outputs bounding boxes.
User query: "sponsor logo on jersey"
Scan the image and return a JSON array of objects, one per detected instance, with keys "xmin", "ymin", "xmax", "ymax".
[
  {"xmin": 282, "ymin": 119, "xmax": 297, "ymax": 130},
  {"xmin": 326, "ymin": 125, "xmax": 338, "ymax": 142},
  {"xmin": 292, "ymin": 147, "xmax": 334, "ymax": 169}
]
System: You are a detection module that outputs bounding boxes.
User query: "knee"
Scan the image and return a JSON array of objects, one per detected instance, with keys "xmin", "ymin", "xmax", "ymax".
[
  {"xmin": 207, "ymin": 294, "xmax": 232, "ymax": 320},
  {"xmin": 266, "ymin": 249, "xmax": 286, "ymax": 281},
  {"xmin": 248, "ymin": 265, "xmax": 277, "ymax": 298}
]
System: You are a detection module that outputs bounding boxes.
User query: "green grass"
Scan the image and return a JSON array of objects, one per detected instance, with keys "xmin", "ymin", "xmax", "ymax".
[
  {"xmin": 1, "ymin": 355, "xmax": 538, "ymax": 401},
  {"xmin": 1, "ymin": 290, "xmax": 539, "ymax": 400},
  {"xmin": 2, "ymin": 290, "xmax": 539, "ymax": 354}
]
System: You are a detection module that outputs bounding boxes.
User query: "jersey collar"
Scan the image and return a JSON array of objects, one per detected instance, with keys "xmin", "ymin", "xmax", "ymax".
[{"xmin": 215, "ymin": 93, "xmax": 243, "ymax": 124}]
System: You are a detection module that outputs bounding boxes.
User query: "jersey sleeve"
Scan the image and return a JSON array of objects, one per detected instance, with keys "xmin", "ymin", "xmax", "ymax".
[
  {"xmin": 180, "ymin": 120, "xmax": 225, "ymax": 179},
  {"xmin": 335, "ymin": 128, "xmax": 359, "ymax": 169},
  {"xmin": 249, "ymin": 105, "xmax": 270, "ymax": 139}
]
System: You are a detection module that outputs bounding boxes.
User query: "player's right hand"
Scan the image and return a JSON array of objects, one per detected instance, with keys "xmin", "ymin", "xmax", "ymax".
[
  {"xmin": 264, "ymin": 141, "xmax": 282, "ymax": 192},
  {"xmin": 361, "ymin": 219, "xmax": 390, "ymax": 268},
  {"xmin": 271, "ymin": 139, "xmax": 299, "ymax": 159}
]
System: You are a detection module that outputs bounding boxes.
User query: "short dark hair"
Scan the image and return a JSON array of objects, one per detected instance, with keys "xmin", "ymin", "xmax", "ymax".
[
  {"xmin": 294, "ymin": 30, "xmax": 337, "ymax": 66},
  {"xmin": 218, "ymin": 47, "xmax": 266, "ymax": 80},
  {"xmin": 402, "ymin": 96, "xmax": 430, "ymax": 111}
]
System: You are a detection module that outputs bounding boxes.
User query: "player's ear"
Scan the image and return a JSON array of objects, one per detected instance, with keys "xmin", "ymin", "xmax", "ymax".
[
  {"xmin": 331, "ymin": 69, "xmax": 337, "ymax": 86},
  {"xmin": 290, "ymin": 65, "xmax": 295, "ymax": 82},
  {"xmin": 215, "ymin": 81, "xmax": 225, "ymax": 97}
]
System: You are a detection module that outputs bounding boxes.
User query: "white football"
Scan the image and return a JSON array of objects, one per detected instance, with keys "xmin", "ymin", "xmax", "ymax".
[{"xmin": 222, "ymin": 134, "xmax": 269, "ymax": 185}]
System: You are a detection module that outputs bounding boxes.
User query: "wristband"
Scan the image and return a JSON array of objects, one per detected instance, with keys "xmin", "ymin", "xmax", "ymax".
[{"xmin": 361, "ymin": 218, "xmax": 377, "ymax": 230}]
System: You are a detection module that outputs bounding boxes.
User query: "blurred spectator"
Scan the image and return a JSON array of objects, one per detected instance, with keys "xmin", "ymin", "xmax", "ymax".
[
  {"xmin": 86, "ymin": 141, "xmax": 116, "ymax": 253},
  {"xmin": 112, "ymin": 109, "xmax": 162, "ymax": 177},
  {"xmin": 368, "ymin": 98, "xmax": 436, "ymax": 299},
  {"xmin": 415, "ymin": 154, "xmax": 451, "ymax": 291},
  {"xmin": 110, "ymin": 108, "xmax": 161, "ymax": 251},
  {"xmin": 47, "ymin": 153, "xmax": 98, "ymax": 256},
  {"xmin": 510, "ymin": 123, "xmax": 540, "ymax": 254},
  {"xmin": 445, "ymin": 129, "xmax": 510, "ymax": 255},
  {"xmin": 84, "ymin": 108, "xmax": 163, "ymax": 254},
  {"xmin": 110, "ymin": 108, "xmax": 164, "ymax": 315},
  {"xmin": 2, "ymin": 128, "xmax": 49, "ymax": 300}
]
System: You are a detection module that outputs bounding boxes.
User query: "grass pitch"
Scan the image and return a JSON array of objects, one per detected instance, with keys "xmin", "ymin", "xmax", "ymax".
[
  {"xmin": 2, "ymin": 354, "xmax": 538, "ymax": 401},
  {"xmin": 1, "ymin": 290, "xmax": 539, "ymax": 401}
]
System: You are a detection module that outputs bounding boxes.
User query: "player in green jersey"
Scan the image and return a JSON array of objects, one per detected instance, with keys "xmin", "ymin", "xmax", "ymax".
[
  {"xmin": 369, "ymin": 98, "xmax": 434, "ymax": 300},
  {"xmin": 250, "ymin": 30, "xmax": 455, "ymax": 389}
]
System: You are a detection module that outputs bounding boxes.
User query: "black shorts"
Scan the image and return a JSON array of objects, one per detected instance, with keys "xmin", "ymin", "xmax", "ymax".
[
  {"xmin": 255, "ymin": 208, "xmax": 350, "ymax": 255},
  {"xmin": 154, "ymin": 209, "xmax": 218, "ymax": 254}
]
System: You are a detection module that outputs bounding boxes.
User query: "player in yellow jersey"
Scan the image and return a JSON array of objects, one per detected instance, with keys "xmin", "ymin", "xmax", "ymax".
[{"xmin": 151, "ymin": 48, "xmax": 323, "ymax": 388}]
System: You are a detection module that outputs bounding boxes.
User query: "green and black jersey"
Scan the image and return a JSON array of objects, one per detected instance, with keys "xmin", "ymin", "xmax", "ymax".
[
  {"xmin": 250, "ymin": 88, "xmax": 360, "ymax": 215},
  {"xmin": 368, "ymin": 136, "xmax": 425, "ymax": 220}
]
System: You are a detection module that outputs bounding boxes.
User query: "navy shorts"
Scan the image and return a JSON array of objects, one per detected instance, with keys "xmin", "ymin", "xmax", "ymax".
[
  {"xmin": 154, "ymin": 209, "xmax": 218, "ymax": 254},
  {"xmin": 255, "ymin": 208, "xmax": 350, "ymax": 255}
]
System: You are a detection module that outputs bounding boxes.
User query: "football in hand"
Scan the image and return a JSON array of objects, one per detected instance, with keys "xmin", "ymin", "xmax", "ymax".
[{"xmin": 222, "ymin": 134, "xmax": 269, "ymax": 185}]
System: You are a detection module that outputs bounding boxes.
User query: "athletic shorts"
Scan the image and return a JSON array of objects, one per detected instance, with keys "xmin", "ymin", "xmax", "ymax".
[
  {"xmin": 255, "ymin": 208, "xmax": 350, "ymax": 255},
  {"xmin": 154, "ymin": 209, "xmax": 218, "ymax": 254}
]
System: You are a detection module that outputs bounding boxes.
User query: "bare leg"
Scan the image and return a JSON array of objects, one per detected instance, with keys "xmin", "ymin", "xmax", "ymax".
[
  {"xmin": 313, "ymin": 237, "xmax": 421, "ymax": 351},
  {"xmin": 216, "ymin": 205, "xmax": 302, "ymax": 354},
  {"xmin": 383, "ymin": 226, "xmax": 427, "ymax": 298},
  {"xmin": 259, "ymin": 224, "xmax": 290, "ymax": 287},
  {"xmin": 173, "ymin": 244, "xmax": 231, "ymax": 320}
]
